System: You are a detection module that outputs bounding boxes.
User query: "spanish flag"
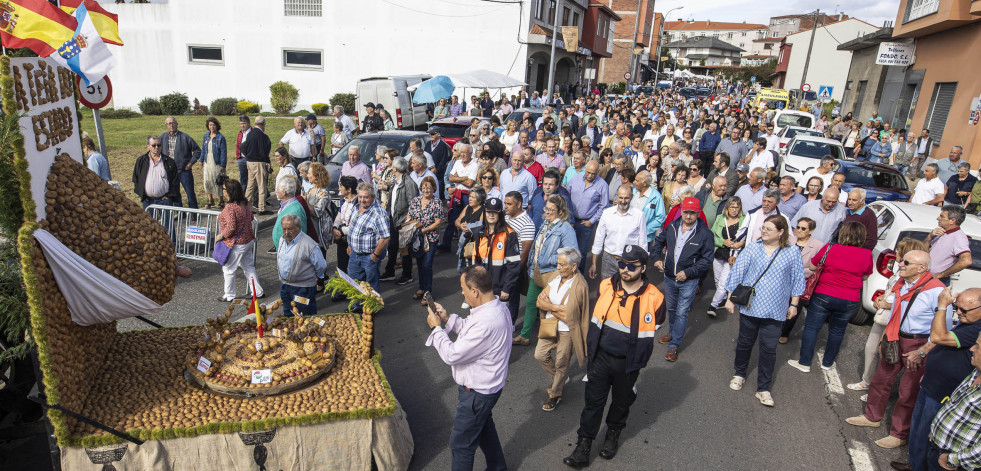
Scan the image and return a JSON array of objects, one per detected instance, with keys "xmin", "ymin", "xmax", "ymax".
[
  {"xmin": 0, "ymin": 0, "xmax": 76, "ymax": 57},
  {"xmin": 59, "ymin": 0, "xmax": 122, "ymax": 46}
]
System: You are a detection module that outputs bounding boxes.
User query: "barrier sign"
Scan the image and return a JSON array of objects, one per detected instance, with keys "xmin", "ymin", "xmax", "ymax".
[
  {"xmin": 185, "ymin": 226, "xmax": 209, "ymax": 244},
  {"xmin": 876, "ymin": 42, "xmax": 915, "ymax": 66}
]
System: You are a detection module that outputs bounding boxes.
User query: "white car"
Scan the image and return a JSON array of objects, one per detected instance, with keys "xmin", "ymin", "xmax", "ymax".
[
  {"xmin": 778, "ymin": 135, "xmax": 846, "ymax": 186},
  {"xmin": 772, "ymin": 109, "xmax": 815, "ymax": 135},
  {"xmin": 777, "ymin": 126, "xmax": 825, "ymax": 151},
  {"xmin": 856, "ymin": 202, "xmax": 981, "ymax": 324}
]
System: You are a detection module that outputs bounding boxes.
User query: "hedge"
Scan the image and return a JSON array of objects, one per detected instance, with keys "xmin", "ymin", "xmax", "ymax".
[
  {"xmin": 138, "ymin": 97, "xmax": 163, "ymax": 116},
  {"xmin": 210, "ymin": 97, "xmax": 238, "ymax": 116}
]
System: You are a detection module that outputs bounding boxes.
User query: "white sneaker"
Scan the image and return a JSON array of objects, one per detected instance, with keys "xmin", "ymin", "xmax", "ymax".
[
  {"xmin": 860, "ymin": 394, "xmax": 868, "ymax": 402},
  {"xmin": 755, "ymin": 391, "xmax": 775, "ymax": 407},
  {"xmin": 787, "ymin": 359, "xmax": 811, "ymax": 373},
  {"xmin": 707, "ymin": 307, "xmax": 717, "ymax": 317},
  {"xmin": 846, "ymin": 381, "xmax": 869, "ymax": 391},
  {"xmin": 729, "ymin": 375, "xmax": 745, "ymax": 391},
  {"xmin": 820, "ymin": 363, "xmax": 834, "ymax": 371}
]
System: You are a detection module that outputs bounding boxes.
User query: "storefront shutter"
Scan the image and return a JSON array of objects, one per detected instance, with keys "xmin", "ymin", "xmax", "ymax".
[{"xmin": 924, "ymin": 82, "xmax": 957, "ymax": 142}]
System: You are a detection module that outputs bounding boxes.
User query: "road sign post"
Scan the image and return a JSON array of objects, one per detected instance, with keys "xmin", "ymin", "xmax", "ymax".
[
  {"xmin": 76, "ymin": 75, "xmax": 114, "ymax": 178},
  {"xmin": 624, "ymin": 71, "xmax": 631, "ymax": 81},
  {"xmin": 818, "ymin": 86, "xmax": 834, "ymax": 100},
  {"xmin": 802, "ymin": 84, "xmax": 811, "ymax": 92}
]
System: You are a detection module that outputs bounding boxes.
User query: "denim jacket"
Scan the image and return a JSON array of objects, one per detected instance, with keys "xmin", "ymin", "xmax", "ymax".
[
  {"xmin": 527, "ymin": 220, "xmax": 578, "ymax": 276},
  {"xmin": 201, "ymin": 132, "xmax": 228, "ymax": 168}
]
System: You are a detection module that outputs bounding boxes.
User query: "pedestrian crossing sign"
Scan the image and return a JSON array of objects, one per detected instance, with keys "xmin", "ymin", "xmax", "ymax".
[{"xmin": 818, "ymin": 86, "xmax": 833, "ymax": 100}]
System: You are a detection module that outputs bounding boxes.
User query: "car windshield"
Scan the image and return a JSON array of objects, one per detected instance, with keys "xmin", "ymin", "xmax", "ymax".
[
  {"xmin": 777, "ymin": 114, "xmax": 814, "ymax": 128},
  {"xmin": 505, "ymin": 111, "xmax": 542, "ymax": 124},
  {"xmin": 785, "ymin": 128, "xmax": 823, "ymax": 139},
  {"xmin": 790, "ymin": 140, "xmax": 845, "ymax": 159},
  {"xmin": 429, "ymin": 124, "xmax": 468, "ymax": 138},
  {"xmin": 844, "ymin": 166, "xmax": 909, "ymax": 191},
  {"xmin": 697, "ymin": 88, "xmax": 710, "ymax": 94},
  {"xmin": 898, "ymin": 230, "xmax": 981, "ymax": 270},
  {"xmin": 330, "ymin": 138, "xmax": 413, "ymax": 166}
]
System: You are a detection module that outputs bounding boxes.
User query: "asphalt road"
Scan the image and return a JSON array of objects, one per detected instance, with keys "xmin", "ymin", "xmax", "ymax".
[{"xmin": 114, "ymin": 224, "xmax": 916, "ymax": 471}]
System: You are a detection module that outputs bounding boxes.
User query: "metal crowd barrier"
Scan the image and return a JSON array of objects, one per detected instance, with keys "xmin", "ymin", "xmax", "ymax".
[{"xmin": 145, "ymin": 205, "xmax": 259, "ymax": 264}]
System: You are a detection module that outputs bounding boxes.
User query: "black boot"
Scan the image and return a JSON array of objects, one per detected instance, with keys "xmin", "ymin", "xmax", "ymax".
[
  {"xmin": 598, "ymin": 429, "xmax": 621, "ymax": 460},
  {"xmin": 563, "ymin": 436, "xmax": 592, "ymax": 468}
]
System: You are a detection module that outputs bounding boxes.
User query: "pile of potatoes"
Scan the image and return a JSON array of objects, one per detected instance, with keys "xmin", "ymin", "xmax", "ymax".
[{"xmin": 68, "ymin": 314, "xmax": 390, "ymax": 438}]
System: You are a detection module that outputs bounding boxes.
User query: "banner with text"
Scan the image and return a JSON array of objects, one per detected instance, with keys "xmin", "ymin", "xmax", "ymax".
[
  {"xmin": 561, "ymin": 26, "xmax": 579, "ymax": 53},
  {"xmin": 8, "ymin": 57, "xmax": 83, "ymax": 221},
  {"xmin": 875, "ymin": 42, "xmax": 914, "ymax": 66}
]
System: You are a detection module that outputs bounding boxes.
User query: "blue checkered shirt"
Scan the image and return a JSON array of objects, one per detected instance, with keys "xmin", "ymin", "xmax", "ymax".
[{"xmin": 347, "ymin": 201, "xmax": 391, "ymax": 254}]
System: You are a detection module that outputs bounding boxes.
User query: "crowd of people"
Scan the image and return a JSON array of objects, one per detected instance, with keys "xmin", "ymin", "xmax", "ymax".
[{"xmin": 118, "ymin": 81, "xmax": 981, "ymax": 471}]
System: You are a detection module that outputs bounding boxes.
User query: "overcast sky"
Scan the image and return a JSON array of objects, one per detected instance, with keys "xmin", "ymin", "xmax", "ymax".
[{"xmin": 656, "ymin": 0, "xmax": 901, "ymax": 29}]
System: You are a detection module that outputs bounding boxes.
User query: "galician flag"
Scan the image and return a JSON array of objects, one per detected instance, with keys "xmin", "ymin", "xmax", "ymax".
[{"xmin": 47, "ymin": 2, "xmax": 114, "ymax": 86}]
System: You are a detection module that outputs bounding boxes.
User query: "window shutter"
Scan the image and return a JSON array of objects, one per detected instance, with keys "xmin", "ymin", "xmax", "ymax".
[{"xmin": 924, "ymin": 82, "xmax": 957, "ymax": 142}]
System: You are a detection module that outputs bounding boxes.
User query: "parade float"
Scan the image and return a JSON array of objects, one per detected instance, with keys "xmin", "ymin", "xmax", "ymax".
[{"xmin": 4, "ymin": 56, "xmax": 412, "ymax": 470}]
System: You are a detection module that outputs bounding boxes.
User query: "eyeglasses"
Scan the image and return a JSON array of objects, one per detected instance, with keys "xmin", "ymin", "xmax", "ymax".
[
  {"xmin": 952, "ymin": 302, "xmax": 981, "ymax": 315},
  {"xmin": 617, "ymin": 261, "xmax": 642, "ymax": 271},
  {"xmin": 482, "ymin": 176, "xmax": 494, "ymax": 180},
  {"xmin": 149, "ymin": 144, "xmax": 161, "ymax": 148},
  {"xmin": 898, "ymin": 259, "xmax": 923, "ymax": 266}
]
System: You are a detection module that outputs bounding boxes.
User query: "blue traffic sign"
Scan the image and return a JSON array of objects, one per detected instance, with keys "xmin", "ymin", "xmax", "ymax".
[
  {"xmin": 750, "ymin": 76, "xmax": 756, "ymax": 82},
  {"xmin": 818, "ymin": 86, "xmax": 834, "ymax": 99}
]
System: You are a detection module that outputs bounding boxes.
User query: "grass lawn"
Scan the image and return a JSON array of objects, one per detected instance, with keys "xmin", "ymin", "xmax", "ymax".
[{"xmin": 78, "ymin": 109, "xmax": 335, "ymax": 206}]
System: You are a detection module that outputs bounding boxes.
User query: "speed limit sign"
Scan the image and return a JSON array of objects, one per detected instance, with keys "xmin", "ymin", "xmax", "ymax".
[
  {"xmin": 624, "ymin": 72, "xmax": 632, "ymax": 81},
  {"xmin": 76, "ymin": 75, "xmax": 113, "ymax": 109}
]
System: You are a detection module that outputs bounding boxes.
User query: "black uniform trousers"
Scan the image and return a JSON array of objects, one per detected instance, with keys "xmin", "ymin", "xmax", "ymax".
[{"xmin": 577, "ymin": 349, "xmax": 640, "ymax": 440}]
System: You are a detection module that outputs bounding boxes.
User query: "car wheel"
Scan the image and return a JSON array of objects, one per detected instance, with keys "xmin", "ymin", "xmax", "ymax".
[{"xmin": 849, "ymin": 302, "xmax": 871, "ymax": 325}]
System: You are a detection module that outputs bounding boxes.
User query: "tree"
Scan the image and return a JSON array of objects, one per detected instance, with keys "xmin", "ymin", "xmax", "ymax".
[{"xmin": 731, "ymin": 59, "xmax": 777, "ymax": 87}]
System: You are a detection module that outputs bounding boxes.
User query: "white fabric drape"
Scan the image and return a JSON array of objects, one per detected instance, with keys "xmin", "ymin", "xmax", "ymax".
[{"xmin": 33, "ymin": 229, "xmax": 163, "ymax": 326}]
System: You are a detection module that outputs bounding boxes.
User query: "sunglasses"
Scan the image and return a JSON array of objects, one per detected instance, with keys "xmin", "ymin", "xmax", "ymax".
[
  {"xmin": 952, "ymin": 302, "xmax": 981, "ymax": 315},
  {"xmin": 795, "ymin": 226, "xmax": 809, "ymax": 230},
  {"xmin": 898, "ymin": 259, "xmax": 923, "ymax": 266},
  {"xmin": 149, "ymin": 144, "xmax": 161, "ymax": 148},
  {"xmin": 617, "ymin": 261, "xmax": 642, "ymax": 271},
  {"xmin": 482, "ymin": 176, "xmax": 494, "ymax": 180}
]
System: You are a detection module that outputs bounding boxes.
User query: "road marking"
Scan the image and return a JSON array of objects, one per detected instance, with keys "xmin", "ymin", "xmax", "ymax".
[
  {"xmin": 848, "ymin": 439, "xmax": 875, "ymax": 471},
  {"xmin": 818, "ymin": 351, "xmax": 845, "ymax": 396}
]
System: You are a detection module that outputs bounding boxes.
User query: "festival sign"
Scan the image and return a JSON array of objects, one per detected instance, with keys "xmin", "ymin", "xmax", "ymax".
[{"xmin": 8, "ymin": 57, "xmax": 83, "ymax": 221}]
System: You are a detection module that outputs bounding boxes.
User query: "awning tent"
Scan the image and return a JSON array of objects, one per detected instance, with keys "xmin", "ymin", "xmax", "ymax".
[{"xmin": 408, "ymin": 70, "xmax": 526, "ymax": 103}]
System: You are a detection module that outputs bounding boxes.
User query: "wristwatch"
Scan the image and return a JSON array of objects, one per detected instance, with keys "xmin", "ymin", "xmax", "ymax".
[{"xmin": 917, "ymin": 349, "xmax": 926, "ymax": 358}]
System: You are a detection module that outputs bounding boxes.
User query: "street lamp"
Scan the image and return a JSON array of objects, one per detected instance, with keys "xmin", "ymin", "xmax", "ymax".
[{"xmin": 654, "ymin": 6, "xmax": 683, "ymax": 83}]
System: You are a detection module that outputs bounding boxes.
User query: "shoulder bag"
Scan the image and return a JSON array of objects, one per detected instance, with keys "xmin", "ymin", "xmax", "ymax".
[
  {"xmin": 539, "ymin": 278, "xmax": 572, "ymax": 340},
  {"xmin": 801, "ymin": 244, "xmax": 832, "ymax": 301},
  {"xmin": 879, "ymin": 286, "xmax": 924, "ymax": 365},
  {"xmin": 213, "ymin": 213, "xmax": 248, "ymax": 265},
  {"xmin": 729, "ymin": 246, "xmax": 783, "ymax": 308}
]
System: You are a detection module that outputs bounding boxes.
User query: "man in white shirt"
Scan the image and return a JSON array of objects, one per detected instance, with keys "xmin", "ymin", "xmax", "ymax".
[
  {"xmin": 800, "ymin": 155, "xmax": 836, "ymax": 192},
  {"xmin": 743, "ymin": 138, "xmax": 775, "ymax": 171},
  {"xmin": 280, "ymin": 117, "xmax": 316, "ymax": 165},
  {"xmin": 447, "ymin": 143, "xmax": 479, "ymax": 193},
  {"xmin": 333, "ymin": 105, "xmax": 357, "ymax": 140},
  {"xmin": 763, "ymin": 126, "xmax": 780, "ymax": 152},
  {"xmin": 589, "ymin": 184, "xmax": 647, "ymax": 280},
  {"xmin": 910, "ymin": 163, "xmax": 946, "ymax": 206}
]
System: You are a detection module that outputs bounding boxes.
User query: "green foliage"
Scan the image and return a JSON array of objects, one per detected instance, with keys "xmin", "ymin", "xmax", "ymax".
[
  {"xmin": 138, "ymin": 97, "xmax": 163, "ymax": 116},
  {"xmin": 293, "ymin": 109, "xmax": 312, "ymax": 117},
  {"xmin": 269, "ymin": 81, "xmax": 300, "ymax": 115},
  {"xmin": 607, "ymin": 82, "xmax": 626, "ymax": 94},
  {"xmin": 237, "ymin": 100, "xmax": 260, "ymax": 114},
  {"xmin": 731, "ymin": 59, "xmax": 777, "ymax": 87},
  {"xmin": 159, "ymin": 92, "xmax": 191, "ymax": 116},
  {"xmin": 210, "ymin": 97, "xmax": 239, "ymax": 116},
  {"xmin": 311, "ymin": 103, "xmax": 330, "ymax": 116},
  {"xmin": 98, "ymin": 108, "xmax": 141, "ymax": 119},
  {"xmin": 0, "ymin": 110, "xmax": 25, "ymax": 235},
  {"xmin": 328, "ymin": 93, "xmax": 355, "ymax": 115},
  {"xmin": 823, "ymin": 99, "xmax": 840, "ymax": 118},
  {"xmin": 0, "ymin": 237, "xmax": 30, "ymax": 362}
]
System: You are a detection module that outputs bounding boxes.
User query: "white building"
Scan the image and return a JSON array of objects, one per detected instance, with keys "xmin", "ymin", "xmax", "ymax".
[
  {"xmin": 101, "ymin": 0, "xmax": 530, "ymax": 111},
  {"xmin": 664, "ymin": 36, "xmax": 743, "ymax": 67},
  {"xmin": 663, "ymin": 20, "xmax": 769, "ymax": 58},
  {"xmin": 773, "ymin": 18, "xmax": 878, "ymax": 101}
]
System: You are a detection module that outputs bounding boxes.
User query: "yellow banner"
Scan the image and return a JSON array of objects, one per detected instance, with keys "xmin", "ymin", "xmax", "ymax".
[{"xmin": 561, "ymin": 26, "xmax": 579, "ymax": 53}]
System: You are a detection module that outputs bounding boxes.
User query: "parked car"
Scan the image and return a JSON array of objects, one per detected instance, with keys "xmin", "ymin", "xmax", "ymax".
[
  {"xmin": 772, "ymin": 109, "xmax": 815, "ymax": 135},
  {"xmin": 635, "ymin": 86, "xmax": 655, "ymax": 95},
  {"xmin": 429, "ymin": 116, "xmax": 490, "ymax": 148},
  {"xmin": 695, "ymin": 88, "xmax": 711, "ymax": 99},
  {"xmin": 777, "ymin": 126, "xmax": 825, "ymax": 150},
  {"xmin": 857, "ymin": 201, "xmax": 981, "ymax": 324},
  {"xmin": 656, "ymin": 80, "xmax": 672, "ymax": 89},
  {"xmin": 778, "ymin": 135, "xmax": 846, "ymax": 184},
  {"xmin": 355, "ymin": 75, "xmax": 431, "ymax": 131},
  {"xmin": 836, "ymin": 160, "xmax": 911, "ymax": 203},
  {"xmin": 324, "ymin": 130, "xmax": 430, "ymax": 200},
  {"xmin": 678, "ymin": 87, "xmax": 697, "ymax": 99},
  {"xmin": 505, "ymin": 107, "xmax": 544, "ymax": 127}
]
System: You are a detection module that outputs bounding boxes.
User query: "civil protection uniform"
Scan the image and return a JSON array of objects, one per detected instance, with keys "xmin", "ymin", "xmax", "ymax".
[
  {"xmin": 472, "ymin": 225, "xmax": 522, "ymax": 299},
  {"xmin": 577, "ymin": 274, "xmax": 665, "ymax": 439}
]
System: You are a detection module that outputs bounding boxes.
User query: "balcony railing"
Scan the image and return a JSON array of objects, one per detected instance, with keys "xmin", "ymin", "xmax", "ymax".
[{"xmin": 905, "ymin": 0, "xmax": 940, "ymax": 22}]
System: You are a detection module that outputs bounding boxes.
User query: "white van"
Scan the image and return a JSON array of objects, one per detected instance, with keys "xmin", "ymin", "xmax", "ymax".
[
  {"xmin": 771, "ymin": 109, "xmax": 815, "ymax": 135},
  {"xmin": 355, "ymin": 75, "xmax": 432, "ymax": 131}
]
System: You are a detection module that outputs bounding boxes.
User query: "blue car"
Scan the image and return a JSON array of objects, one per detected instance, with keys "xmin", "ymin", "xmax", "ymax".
[{"xmin": 836, "ymin": 160, "xmax": 911, "ymax": 202}]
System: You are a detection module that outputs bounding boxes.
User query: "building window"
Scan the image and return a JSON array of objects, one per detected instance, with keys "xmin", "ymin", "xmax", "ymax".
[
  {"xmin": 282, "ymin": 48, "xmax": 323, "ymax": 71},
  {"xmin": 187, "ymin": 45, "xmax": 223, "ymax": 65},
  {"xmin": 548, "ymin": 0, "xmax": 556, "ymax": 23},
  {"xmin": 572, "ymin": 12, "xmax": 579, "ymax": 27},
  {"xmin": 284, "ymin": 0, "xmax": 321, "ymax": 17},
  {"xmin": 764, "ymin": 43, "xmax": 772, "ymax": 50},
  {"xmin": 562, "ymin": 7, "xmax": 569, "ymax": 25},
  {"xmin": 727, "ymin": 32, "xmax": 733, "ymax": 39},
  {"xmin": 904, "ymin": 0, "xmax": 940, "ymax": 22},
  {"xmin": 739, "ymin": 43, "xmax": 745, "ymax": 48},
  {"xmin": 772, "ymin": 31, "xmax": 779, "ymax": 37},
  {"xmin": 534, "ymin": 0, "xmax": 543, "ymax": 19},
  {"xmin": 741, "ymin": 31, "xmax": 747, "ymax": 37},
  {"xmin": 923, "ymin": 82, "xmax": 958, "ymax": 142}
]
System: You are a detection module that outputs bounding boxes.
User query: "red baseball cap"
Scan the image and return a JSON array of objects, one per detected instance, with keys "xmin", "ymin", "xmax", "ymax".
[{"xmin": 681, "ymin": 197, "xmax": 700, "ymax": 213}]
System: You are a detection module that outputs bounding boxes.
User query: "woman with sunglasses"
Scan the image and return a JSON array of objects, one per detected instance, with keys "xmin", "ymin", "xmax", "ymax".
[
  {"xmin": 478, "ymin": 167, "xmax": 503, "ymax": 201},
  {"xmin": 845, "ymin": 237, "xmax": 926, "ymax": 393},
  {"xmin": 777, "ymin": 217, "xmax": 825, "ymax": 343},
  {"xmin": 662, "ymin": 166, "xmax": 690, "ymax": 211},
  {"xmin": 433, "ymin": 98, "xmax": 450, "ymax": 120},
  {"xmin": 709, "ymin": 198, "xmax": 746, "ymax": 314},
  {"xmin": 680, "ymin": 128, "xmax": 694, "ymax": 147},
  {"xmin": 787, "ymin": 222, "xmax": 873, "ymax": 374},
  {"xmin": 686, "ymin": 161, "xmax": 706, "ymax": 193},
  {"xmin": 803, "ymin": 176, "xmax": 824, "ymax": 202},
  {"xmin": 725, "ymin": 215, "xmax": 806, "ymax": 407}
]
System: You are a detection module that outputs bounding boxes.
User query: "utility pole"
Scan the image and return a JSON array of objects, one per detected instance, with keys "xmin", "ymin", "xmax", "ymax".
[
  {"xmin": 654, "ymin": 6, "xmax": 684, "ymax": 84},
  {"xmin": 546, "ymin": 0, "xmax": 562, "ymax": 100},
  {"xmin": 798, "ymin": 9, "xmax": 821, "ymax": 98},
  {"xmin": 627, "ymin": 0, "xmax": 643, "ymax": 83}
]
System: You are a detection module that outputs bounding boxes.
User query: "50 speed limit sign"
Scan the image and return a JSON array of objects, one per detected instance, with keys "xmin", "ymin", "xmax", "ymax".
[{"xmin": 76, "ymin": 75, "xmax": 113, "ymax": 109}]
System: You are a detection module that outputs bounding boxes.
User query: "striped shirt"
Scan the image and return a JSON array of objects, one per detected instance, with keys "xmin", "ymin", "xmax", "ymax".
[
  {"xmin": 506, "ymin": 211, "xmax": 535, "ymax": 242},
  {"xmin": 144, "ymin": 156, "xmax": 169, "ymax": 198},
  {"xmin": 931, "ymin": 369, "xmax": 981, "ymax": 469}
]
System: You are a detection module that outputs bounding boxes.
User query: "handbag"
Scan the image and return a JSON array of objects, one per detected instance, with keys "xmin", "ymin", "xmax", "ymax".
[
  {"xmin": 730, "ymin": 247, "xmax": 782, "ymax": 307},
  {"xmin": 538, "ymin": 280, "xmax": 572, "ymax": 340},
  {"xmin": 213, "ymin": 214, "xmax": 248, "ymax": 265},
  {"xmin": 801, "ymin": 244, "xmax": 832, "ymax": 302},
  {"xmin": 879, "ymin": 286, "xmax": 924, "ymax": 365}
]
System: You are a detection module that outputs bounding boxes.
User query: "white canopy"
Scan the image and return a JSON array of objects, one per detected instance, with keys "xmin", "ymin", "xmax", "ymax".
[{"xmin": 407, "ymin": 70, "xmax": 526, "ymax": 91}]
